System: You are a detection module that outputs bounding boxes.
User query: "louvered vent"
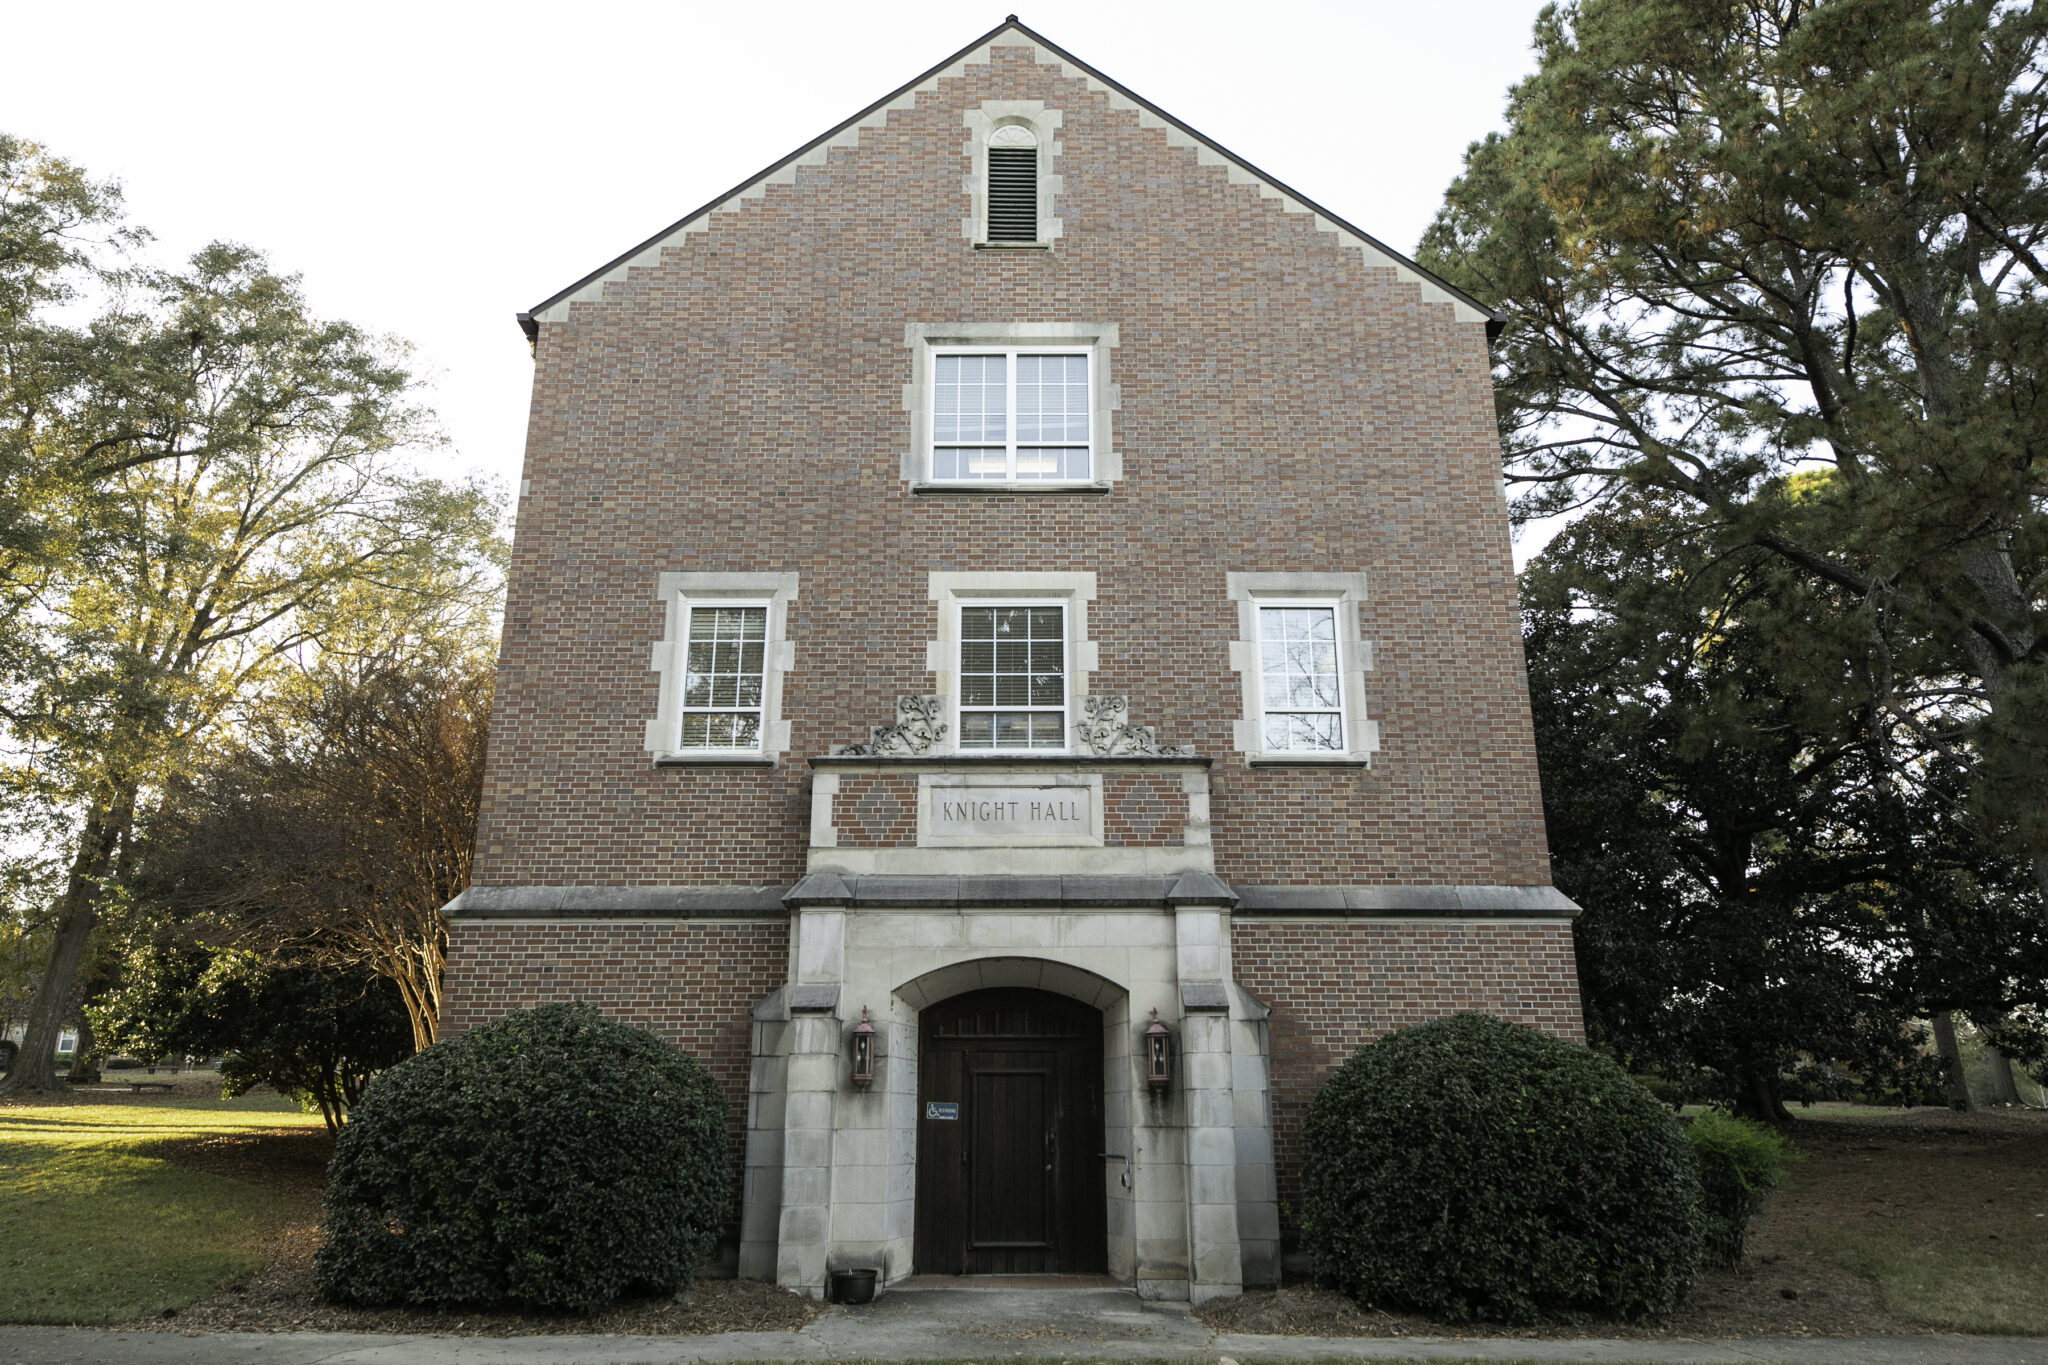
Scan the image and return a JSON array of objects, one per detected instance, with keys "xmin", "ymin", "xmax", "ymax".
[{"xmin": 986, "ymin": 146, "xmax": 1039, "ymax": 242}]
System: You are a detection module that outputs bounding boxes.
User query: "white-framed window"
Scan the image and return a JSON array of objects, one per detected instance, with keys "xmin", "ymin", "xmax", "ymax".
[
  {"xmin": 956, "ymin": 600, "xmax": 1068, "ymax": 750},
  {"xmin": 646, "ymin": 572, "xmax": 798, "ymax": 764},
  {"xmin": 1225, "ymin": 572, "xmax": 1379, "ymax": 765},
  {"xmin": 926, "ymin": 571, "xmax": 1098, "ymax": 754},
  {"xmin": 932, "ymin": 348, "xmax": 1092, "ymax": 482},
  {"xmin": 903, "ymin": 324, "xmax": 1119, "ymax": 492},
  {"xmin": 1255, "ymin": 602, "xmax": 1346, "ymax": 752},
  {"xmin": 678, "ymin": 602, "xmax": 769, "ymax": 749}
]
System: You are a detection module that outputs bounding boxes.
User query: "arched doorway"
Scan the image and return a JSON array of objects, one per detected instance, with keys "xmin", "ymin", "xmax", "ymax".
[{"xmin": 915, "ymin": 987, "xmax": 1108, "ymax": 1274}]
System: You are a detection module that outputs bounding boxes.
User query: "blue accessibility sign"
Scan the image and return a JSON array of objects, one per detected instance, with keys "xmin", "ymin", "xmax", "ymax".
[{"xmin": 924, "ymin": 1101, "xmax": 959, "ymax": 1121}]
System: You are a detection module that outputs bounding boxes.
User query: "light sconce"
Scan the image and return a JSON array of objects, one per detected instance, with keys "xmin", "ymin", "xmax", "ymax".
[
  {"xmin": 1145, "ymin": 1008, "xmax": 1173, "ymax": 1091},
  {"xmin": 850, "ymin": 1006, "xmax": 876, "ymax": 1089}
]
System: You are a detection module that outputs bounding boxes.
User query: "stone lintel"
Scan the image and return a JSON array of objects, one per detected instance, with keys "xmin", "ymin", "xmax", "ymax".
[
  {"xmin": 1180, "ymin": 981, "xmax": 1230, "ymax": 1012},
  {"xmin": 1231, "ymin": 884, "xmax": 1582, "ymax": 918}
]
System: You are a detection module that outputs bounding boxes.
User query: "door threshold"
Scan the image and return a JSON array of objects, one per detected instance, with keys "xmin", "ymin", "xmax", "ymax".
[{"xmin": 893, "ymin": 1273, "xmax": 1125, "ymax": 1290}]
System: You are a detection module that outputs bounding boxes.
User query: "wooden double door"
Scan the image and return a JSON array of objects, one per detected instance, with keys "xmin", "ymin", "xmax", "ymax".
[{"xmin": 915, "ymin": 988, "xmax": 1107, "ymax": 1275}]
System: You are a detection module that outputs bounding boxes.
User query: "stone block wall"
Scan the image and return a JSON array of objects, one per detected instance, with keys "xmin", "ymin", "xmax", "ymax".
[{"xmin": 1228, "ymin": 919, "xmax": 1583, "ymax": 1217}]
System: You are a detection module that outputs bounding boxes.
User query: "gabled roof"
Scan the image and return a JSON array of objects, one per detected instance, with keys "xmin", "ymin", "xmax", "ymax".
[{"xmin": 518, "ymin": 16, "xmax": 1504, "ymax": 342}]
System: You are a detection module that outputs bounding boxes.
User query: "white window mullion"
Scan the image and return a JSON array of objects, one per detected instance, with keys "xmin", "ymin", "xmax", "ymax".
[{"xmin": 1005, "ymin": 351, "xmax": 1019, "ymax": 480}]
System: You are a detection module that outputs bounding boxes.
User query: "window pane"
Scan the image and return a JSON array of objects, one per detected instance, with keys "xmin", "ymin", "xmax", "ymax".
[
  {"xmin": 995, "ymin": 714, "xmax": 1032, "ymax": 747},
  {"xmin": 964, "ymin": 449, "xmax": 1007, "ymax": 479},
  {"xmin": 959, "ymin": 713, "xmax": 995, "ymax": 748},
  {"xmin": 961, "ymin": 676, "xmax": 994, "ymax": 706},
  {"xmin": 1016, "ymin": 446, "xmax": 1085, "ymax": 480},
  {"xmin": 934, "ymin": 354, "xmax": 1006, "ymax": 442},
  {"xmin": 1028, "ymin": 714, "xmax": 1067, "ymax": 748},
  {"xmin": 962, "ymin": 609, "xmax": 996, "ymax": 640},
  {"xmin": 1016, "ymin": 354, "xmax": 1089, "ymax": 442}
]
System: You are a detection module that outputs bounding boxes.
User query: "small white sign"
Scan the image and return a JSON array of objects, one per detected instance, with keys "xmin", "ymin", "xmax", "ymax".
[{"xmin": 928, "ymin": 786, "xmax": 1092, "ymax": 839}]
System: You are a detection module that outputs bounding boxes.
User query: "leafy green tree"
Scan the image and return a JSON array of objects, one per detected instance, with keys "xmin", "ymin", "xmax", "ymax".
[
  {"xmin": 1422, "ymin": 0, "xmax": 2048, "ymax": 894},
  {"xmin": 0, "ymin": 134, "xmax": 501, "ymax": 1094},
  {"xmin": 1526, "ymin": 502, "xmax": 2048, "ymax": 1117},
  {"xmin": 133, "ymin": 640, "xmax": 495, "ymax": 1052},
  {"xmin": 91, "ymin": 942, "xmax": 412, "ymax": 1130}
]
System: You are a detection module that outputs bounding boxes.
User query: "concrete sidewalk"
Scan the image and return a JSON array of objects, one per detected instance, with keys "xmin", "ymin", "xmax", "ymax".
[{"xmin": 2, "ymin": 1288, "xmax": 2043, "ymax": 1365}]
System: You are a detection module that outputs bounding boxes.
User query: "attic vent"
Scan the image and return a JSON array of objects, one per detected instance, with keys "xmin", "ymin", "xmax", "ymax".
[{"xmin": 986, "ymin": 127, "xmax": 1039, "ymax": 243}]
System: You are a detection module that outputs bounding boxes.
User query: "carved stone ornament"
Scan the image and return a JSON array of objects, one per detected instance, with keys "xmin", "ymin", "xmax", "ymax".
[
  {"xmin": 1073, "ymin": 695, "xmax": 1196, "ymax": 757},
  {"xmin": 831, "ymin": 695, "xmax": 948, "ymax": 756}
]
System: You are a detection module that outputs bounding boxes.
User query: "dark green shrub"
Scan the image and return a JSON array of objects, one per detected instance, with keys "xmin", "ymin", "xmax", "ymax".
[
  {"xmin": 1300, "ymin": 1012, "xmax": 1703, "ymax": 1323},
  {"xmin": 1687, "ymin": 1110, "xmax": 1797, "ymax": 1265},
  {"xmin": 315, "ymin": 1002, "xmax": 729, "ymax": 1313}
]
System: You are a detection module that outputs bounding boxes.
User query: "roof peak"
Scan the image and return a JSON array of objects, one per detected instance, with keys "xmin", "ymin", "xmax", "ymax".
[{"xmin": 517, "ymin": 19, "xmax": 1501, "ymax": 341}]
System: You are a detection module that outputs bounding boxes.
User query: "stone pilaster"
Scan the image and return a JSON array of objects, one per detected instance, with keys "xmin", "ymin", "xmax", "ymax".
[{"xmin": 1175, "ymin": 905, "xmax": 1244, "ymax": 1304}]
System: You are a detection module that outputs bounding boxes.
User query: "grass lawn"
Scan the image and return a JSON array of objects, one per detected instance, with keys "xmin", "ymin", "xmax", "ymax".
[{"xmin": 0, "ymin": 1090, "xmax": 327, "ymax": 1325}]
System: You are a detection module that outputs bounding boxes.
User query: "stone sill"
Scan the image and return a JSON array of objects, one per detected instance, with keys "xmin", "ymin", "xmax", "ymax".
[
  {"xmin": 811, "ymin": 752, "xmax": 1209, "ymax": 771},
  {"xmin": 973, "ymin": 241, "xmax": 1054, "ymax": 251},
  {"xmin": 1245, "ymin": 754, "xmax": 1373, "ymax": 768},
  {"xmin": 653, "ymin": 753, "xmax": 777, "ymax": 768},
  {"xmin": 910, "ymin": 480, "xmax": 1112, "ymax": 497}
]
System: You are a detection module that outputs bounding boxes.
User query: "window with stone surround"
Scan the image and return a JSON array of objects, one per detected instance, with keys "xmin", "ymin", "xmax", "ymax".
[
  {"xmin": 1225, "ymin": 572, "xmax": 1379, "ymax": 766},
  {"xmin": 957, "ymin": 602, "xmax": 1067, "ymax": 750},
  {"xmin": 903, "ymin": 324, "xmax": 1119, "ymax": 493},
  {"xmin": 645, "ymin": 572, "xmax": 797, "ymax": 765},
  {"xmin": 926, "ymin": 570, "xmax": 1097, "ymax": 754}
]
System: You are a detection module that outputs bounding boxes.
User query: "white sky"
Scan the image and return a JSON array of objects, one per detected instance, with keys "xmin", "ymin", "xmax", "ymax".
[{"xmin": 4, "ymin": 0, "xmax": 1550, "ymax": 547}]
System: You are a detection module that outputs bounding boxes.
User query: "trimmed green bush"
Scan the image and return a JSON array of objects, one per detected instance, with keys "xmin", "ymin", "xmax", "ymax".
[
  {"xmin": 1300, "ymin": 1012, "xmax": 1703, "ymax": 1323},
  {"xmin": 315, "ymin": 1002, "xmax": 729, "ymax": 1312},
  {"xmin": 1688, "ymin": 1109, "xmax": 1797, "ymax": 1265}
]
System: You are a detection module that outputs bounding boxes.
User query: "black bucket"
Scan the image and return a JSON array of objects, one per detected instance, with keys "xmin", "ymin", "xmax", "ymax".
[{"xmin": 829, "ymin": 1268, "xmax": 878, "ymax": 1304}]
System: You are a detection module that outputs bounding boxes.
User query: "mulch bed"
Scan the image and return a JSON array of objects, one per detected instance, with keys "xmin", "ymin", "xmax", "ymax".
[
  {"xmin": 87, "ymin": 1098, "xmax": 2044, "ymax": 1339},
  {"xmin": 129, "ymin": 1125, "xmax": 816, "ymax": 1337},
  {"xmin": 1198, "ymin": 1106, "xmax": 2048, "ymax": 1341}
]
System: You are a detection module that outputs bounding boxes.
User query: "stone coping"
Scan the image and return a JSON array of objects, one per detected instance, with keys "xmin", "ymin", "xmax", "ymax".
[
  {"xmin": 783, "ymin": 871, "xmax": 1237, "ymax": 909},
  {"xmin": 442, "ymin": 882, "xmax": 1580, "ymax": 919},
  {"xmin": 443, "ymin": 885, "xmax": 790, "ymax": 918},
  {"xmin": 1233, "ymin": 884, "xmax": 1582, "ymax": 918}
]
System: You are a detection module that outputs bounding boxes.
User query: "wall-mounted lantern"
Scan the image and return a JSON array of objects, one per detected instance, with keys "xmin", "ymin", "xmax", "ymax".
[
  {"xmin": 850, "ymin": 1007, "xmax": 877, "ymax": 1089},
  {"xmin": 1144, "ymin": 1008, "xmax": 1173, "ymax": 1091}
]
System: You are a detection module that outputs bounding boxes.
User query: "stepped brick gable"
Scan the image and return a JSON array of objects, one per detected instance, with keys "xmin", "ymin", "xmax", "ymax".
[{"xmin": 444, "ymin": 17, "xmax": 1583, "ymax": 1302}]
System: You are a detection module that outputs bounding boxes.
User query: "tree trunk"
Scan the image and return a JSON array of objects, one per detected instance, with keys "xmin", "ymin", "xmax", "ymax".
[
  {"xmin": 1930, "ymin": 1011, "xmax": 1976, "ymax": 1111},
  {"xmin": 1983, "ymin": 1045, "xmax": 2023, "ymax": 1107},
  {"xmin": 65, "ymin": 1011, "xmax": 103, "ymax": 1085},
  {"xmin": 1733, "ymin": 1065, "xmax": 1794, "ymax": 1124},
  {"xmin": 0, "ymin": 794, "xmax": 130, "ymax": 1096}
]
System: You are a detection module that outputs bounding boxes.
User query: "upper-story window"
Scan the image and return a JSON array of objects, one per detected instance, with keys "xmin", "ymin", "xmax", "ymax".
[
  {"xmin": 985, "ymin": 125, "xmax": 1039, "ymax": 243},
  {"xmin": 1256, "ymin": 604, "xmax": 1345, "ymax": 751},
  {"xmin": 958, "ymin": 602, "xmax": 1068, "ymax": 750},
  {"xmin": 645, "ymin": 571, "xmax": 798, "ymax": 765},
  {"xmin": 680, "ymin": 604, "xmax": 768, "ymax": 749},
  {"xmin": 933, "ymin": 348, "xmax": 1091, "ymax": 482}
]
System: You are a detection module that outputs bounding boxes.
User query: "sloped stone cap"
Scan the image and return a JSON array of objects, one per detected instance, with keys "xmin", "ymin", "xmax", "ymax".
[
  {"xmin": 442, "ymin": 885, "xmax": 790, "ymax": 918},
  {"xmin": 782, "ymin": 874, "xmax": 1240, "ymax": 910},
  {"xmin": 1231, "ymin": 884, "xmax": 1581, "ymax": 918}
]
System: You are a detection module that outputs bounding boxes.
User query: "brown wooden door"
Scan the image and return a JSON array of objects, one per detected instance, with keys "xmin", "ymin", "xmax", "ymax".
[{"xmin": 916, "ymin": 988, "xmax": 1106, "ymax": 1274}]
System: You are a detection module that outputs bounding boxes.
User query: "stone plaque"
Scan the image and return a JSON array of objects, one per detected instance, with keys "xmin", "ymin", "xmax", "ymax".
[{"xmin": 928, "ymin": 786, "xmax": 1092, "ymax": 839}]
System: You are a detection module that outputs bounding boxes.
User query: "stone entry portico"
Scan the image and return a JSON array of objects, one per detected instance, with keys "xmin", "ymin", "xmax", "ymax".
[{"xmin": 735, "ymin": 751, "xmax": 1273, "ymax": 1303}]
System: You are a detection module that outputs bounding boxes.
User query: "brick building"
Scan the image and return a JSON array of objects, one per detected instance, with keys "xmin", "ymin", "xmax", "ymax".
[{"xmin": 441, "ymin": 17, "xmax": 1582, "ymax": 1303}]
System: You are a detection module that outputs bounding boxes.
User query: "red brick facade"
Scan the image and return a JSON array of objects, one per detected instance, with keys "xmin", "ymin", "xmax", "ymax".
[
  {"xmin": 1231, "ymin": 920, "xmax": 1585, "ymax": 1216},
  {"xmin": 440, "ymin": 919, "xmax": 788, "ymax": 1214},
  {"xmin": 474, "ymin": 38, "xmax": 1549, "ymax": 892}
]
